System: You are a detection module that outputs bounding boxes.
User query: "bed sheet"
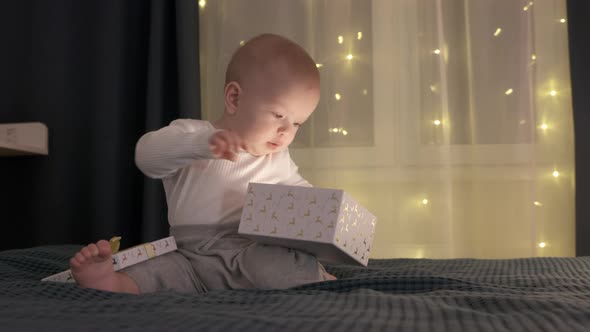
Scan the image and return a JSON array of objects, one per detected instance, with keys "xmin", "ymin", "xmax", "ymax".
[{"xmin": 1, "ymin": 245, "xmax": 589, "ymax": 331}]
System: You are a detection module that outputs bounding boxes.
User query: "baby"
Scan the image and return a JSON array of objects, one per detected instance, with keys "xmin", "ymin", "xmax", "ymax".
[{"xmin": 70, "ymin": 33, "xmax": 336, "ymax": 294}]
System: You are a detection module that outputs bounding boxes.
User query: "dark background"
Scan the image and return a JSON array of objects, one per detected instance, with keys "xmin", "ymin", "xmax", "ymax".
[
  {"xmin": 0, "ymin": 1, "xmax": 588, "ymax": 256},
  {"xmin": 0, "ymin": 0, "xmax": 201, "ymax": 249}
]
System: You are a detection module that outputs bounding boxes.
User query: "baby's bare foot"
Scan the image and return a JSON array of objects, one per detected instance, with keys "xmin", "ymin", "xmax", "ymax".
[{"xmin": 70, "ymin": 240, "xmax": 118, "ymax": 292}]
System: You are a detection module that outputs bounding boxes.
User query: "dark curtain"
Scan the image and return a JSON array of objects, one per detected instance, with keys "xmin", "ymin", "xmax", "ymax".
[
  {"xmin": 567, "ymin": 1, "xmax": 590, "ymax": 256},
  {"xmin": 0, "ymin": 0, "xmax": 201, "ymax": 250}
]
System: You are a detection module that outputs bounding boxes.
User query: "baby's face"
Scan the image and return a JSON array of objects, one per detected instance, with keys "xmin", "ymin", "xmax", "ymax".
[{"xmin": 234, "ymin": 79, "xmax": 320, "ymax": 156}]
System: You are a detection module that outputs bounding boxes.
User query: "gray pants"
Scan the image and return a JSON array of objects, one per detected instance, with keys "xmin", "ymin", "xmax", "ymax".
[{"xmin": 122, "ymin": 222, "xmax": 331, "ymax": 293}]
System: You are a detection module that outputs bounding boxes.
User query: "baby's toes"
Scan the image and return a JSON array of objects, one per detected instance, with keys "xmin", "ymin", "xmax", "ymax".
[
  {"xmin": 96, "ymin": 240, "xmax": 112, "ymax": 257},
  {"xmin": 87, "ymin": 243, "xmax": 99, "ymax": 256},
  {"xmin": 69, "ymin": 256, "xmax": 81, "ymax": 268},
  {"xmin": 72, "ymin": 252, "xmax": 86, "ymax": 266},
  {"xmin": 80, "ymin": 246, "xmax": 92, "ymax": 259}
]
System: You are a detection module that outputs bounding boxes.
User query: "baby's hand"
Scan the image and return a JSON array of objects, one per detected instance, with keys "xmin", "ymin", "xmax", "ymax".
[{"xmin": 209, "ymin": 130, "xmax": 247, "ymax": 162}]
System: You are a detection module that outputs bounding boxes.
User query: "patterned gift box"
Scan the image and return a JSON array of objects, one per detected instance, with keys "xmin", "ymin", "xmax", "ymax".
[{"xmin": 238, "ymin": 183, "xmax": 377, "ymax": 266}]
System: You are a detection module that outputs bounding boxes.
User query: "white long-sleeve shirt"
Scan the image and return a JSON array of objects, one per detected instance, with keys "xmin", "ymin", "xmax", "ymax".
[{"xmin": 135, "ymin": 119, "xmax": 311, "ymax": 226}]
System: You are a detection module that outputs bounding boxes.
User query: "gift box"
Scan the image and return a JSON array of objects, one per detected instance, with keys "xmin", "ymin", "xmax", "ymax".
[
  {"xmin": 42, "ymin": 236, "xmax": 177, "ymax": 283},
  {"xmin": 238, "ymin": 183, "xmax": 377, "ymax": 266}
]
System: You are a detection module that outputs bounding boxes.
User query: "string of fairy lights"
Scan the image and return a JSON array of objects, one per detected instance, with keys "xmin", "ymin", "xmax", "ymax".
[
  {"xmin": 318, "ymin": 32, "xmax": 361, "ymax": 137},
  {"xmin": 199, "ymin": 0, "xmax": 571, "ymax": 254},
  {"xmin": 425, "ymin": 1, "xmax": 569, "ymax": 251},
  {"xmin": 428, "ymin": 1, "xmax": 567, "ymax": 249}
]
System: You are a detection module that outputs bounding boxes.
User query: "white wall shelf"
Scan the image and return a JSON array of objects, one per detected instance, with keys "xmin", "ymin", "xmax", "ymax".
[{"xmin": 0, "ymin": 122, "xmax": 48, "ymax": 156}]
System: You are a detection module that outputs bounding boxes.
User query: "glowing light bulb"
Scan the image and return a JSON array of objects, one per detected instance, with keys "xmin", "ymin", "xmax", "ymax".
[
  {"xmin": 505, "ymin": 88, "xmax": 513, "ymax": 95},
  {"xmin": 434, "ymin": 49, "xmax": 441, "ymax": 55},
  {"xmin": 357, "ymin": 32, "xmax": 363, "ymax": 40},
  {"xmin": 422, "ymin": 199, "xmax": 429, "ymax": 205},
  {"xmin": 430, "ymin": 85, "xmax": 437, "ymax": 92},
  {"xmin": 539, "ymin": 242, "xmax": 546, "ymax": 248},
  {"xmin": 239, "ymin": 40, "xmax": 245, "ymax": 46},
  {"xmin": 316, "ymin": 63, "xmax": 323, "ymax": 68},
  {"xmin": 493, "ymin": 28, "xmax": 502, "ymax": 37},
  {"xmin": 534, "ymin": 201, "xmax": 543, "ymax": 206},
  {"xmin": 346, "ymin": 54, "xmax": 354, "ymax": 60},
  {"xmin": 540, "ymin": 124, "xmax": 548, "ymax": 130},
  {"xmin": 560, "ymin": 18, "xmax": 566, "ymax": 23},
  {"xmin": 198, "ymin": 0, "xmax": 206, "ymax": 8},
  {"xmin": 342, "ymin": 130, "xmax": 348, "ymax": 136},
  {"xmin": 553, "ymin": 171, "xmax": 559, "ymax": 178},
  {"xmin": 433, "ymin": 120, "xmax": 441, "ymax": 126},
  {"xmin": 531, "ymin": 54, "xmax": 536, "ymax": 60},
  {"xmin": 338, "ymin": 35, "xmax": 343, "ymax": 44},
  {"xmin": 550, "ymin": 90, "xmax": 557, "ymax": 96},
  {"xmin": 334, "ymin": 93, "xmax": 341, "ymax": 101}
]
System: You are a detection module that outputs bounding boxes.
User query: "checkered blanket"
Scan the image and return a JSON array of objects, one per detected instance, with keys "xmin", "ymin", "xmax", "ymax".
[{"xmin": 1, "ymin": 245, "xmax": 590, "ymax": 331}]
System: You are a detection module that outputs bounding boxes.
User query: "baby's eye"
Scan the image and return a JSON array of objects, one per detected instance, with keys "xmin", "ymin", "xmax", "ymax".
[{"xmin": 272, "ymin": 112, "xmax": 284, "ymax": 119}]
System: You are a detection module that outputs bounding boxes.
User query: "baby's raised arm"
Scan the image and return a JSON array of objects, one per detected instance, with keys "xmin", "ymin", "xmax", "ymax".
[{"xmin": 135, "ymin": 119, "xmax": 217, "ymax": 179}]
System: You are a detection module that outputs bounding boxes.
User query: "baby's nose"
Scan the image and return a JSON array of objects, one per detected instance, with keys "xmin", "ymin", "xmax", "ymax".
[{"xmin": 278, "ymin": 124, "xmax": 295, "ymax": 135}]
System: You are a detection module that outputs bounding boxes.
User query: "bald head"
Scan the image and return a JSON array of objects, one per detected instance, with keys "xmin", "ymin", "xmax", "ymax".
[
  {"xmin": 225, "ymin": 34, "xmax": 319, "ymax": 90},
  {"xmin": 215, "ymin": 34, "xmax": 320, "ymax": 155}
]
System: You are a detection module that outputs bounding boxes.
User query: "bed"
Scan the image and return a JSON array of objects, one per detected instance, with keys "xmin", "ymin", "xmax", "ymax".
[{"xmin": 1, "ymin": 245, "xmax": 589, "ymax": 331}]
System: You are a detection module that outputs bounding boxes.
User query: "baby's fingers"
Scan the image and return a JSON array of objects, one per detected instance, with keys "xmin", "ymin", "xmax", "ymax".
[
  {"xmin": 209, "ymin": 135, "xmax": 225, "ymax": 154},
  {"xmin": 221, "ymin": 150, "xmax": 238, "ymax": 162},
  {"xmin": 209, "ymin": 133, "xmax": 238, "ymax": 161},
  {"xmin": 224, "ymin": 131, "xmax": 242, "ymax": 154}
]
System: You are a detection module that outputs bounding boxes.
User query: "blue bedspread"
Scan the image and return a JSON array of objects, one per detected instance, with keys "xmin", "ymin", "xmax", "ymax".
[{"xmin": 1, "ymin": 245, "xmax": 589, "ymax": 331}]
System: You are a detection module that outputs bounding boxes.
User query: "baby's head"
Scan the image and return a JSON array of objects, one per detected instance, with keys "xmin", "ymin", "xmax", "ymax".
[{"xmin": 216, "ymin": 34, "xmax": 320, "ymax": 156}]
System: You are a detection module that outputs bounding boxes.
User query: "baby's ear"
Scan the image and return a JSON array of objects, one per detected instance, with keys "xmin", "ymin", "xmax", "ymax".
[{"xmin": 224, "ymin": 81, "xmax": 241, "ymax": 115}]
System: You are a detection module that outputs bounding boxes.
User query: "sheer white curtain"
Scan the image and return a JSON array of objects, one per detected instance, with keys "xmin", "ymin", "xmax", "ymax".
[{"xmin": 199, "ymin": 0, "xmax": 574, "ymax": 259}]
